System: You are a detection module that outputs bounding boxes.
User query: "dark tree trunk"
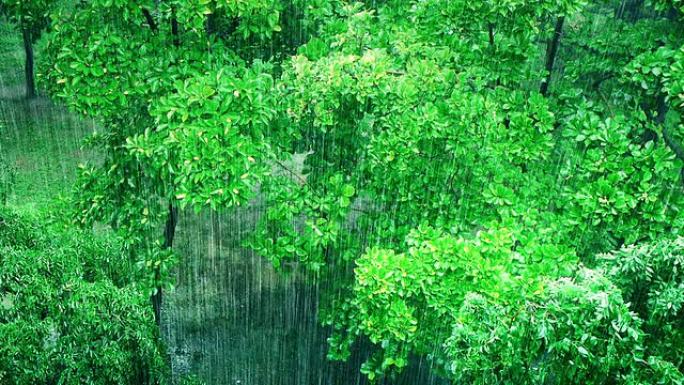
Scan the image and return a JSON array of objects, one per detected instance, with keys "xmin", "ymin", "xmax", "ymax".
[
  {"xmin": 487, "ymin": 23, "xmax": 501, "ymax": 87},
  {"xmin": 151, "ymin": 202, "xmax": 178, "ymax": 327},
  {"xmin": 142, "ymin": 8, "xmax": 157, "ymax": 32},
  {"xmin": 488, "ymin": 23, "xmax": 495, "ymax": 48},
  {"xmin": 153, "ymin": 10, "xmax": 181, "ymax": 329},
  {"xmin": 540, "ymin": 16, "xmax": 565, "ymax": 97},
  {"xmin": 205, "ymin": 12, "xmax": 217, "ymax": 36},
  {"xmin": 22, "ymin": 29, "xmax": 35, "ymax": 99},
  {"xmin": 171, "ymin": 8, "xmax": 180, "ymax": 47}
]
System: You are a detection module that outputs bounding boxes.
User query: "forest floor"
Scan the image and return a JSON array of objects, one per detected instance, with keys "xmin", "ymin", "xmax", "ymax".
[{"xmin": 0, "ymin": 22, "xmax": 97, "ymax": 213}]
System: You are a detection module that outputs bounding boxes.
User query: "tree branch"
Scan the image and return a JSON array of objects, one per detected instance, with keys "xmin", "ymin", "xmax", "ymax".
[
  {"xmin": 540, "ymin": 16, "xmax": 565, "ymax": 97},
  {"xmin": 273, "ymin": 159, "xmax": 309, "ymax": 187},
  {"xmin": 591, "ymin": 73, "xmax": 615, "ymax": 90},
  {"xmin": 488, "ymin": 23, "xmax": 495, "ymax": 48},
  {"xmin": 171, "ymin": 8, "xmax": 180, "ymax": 47}
]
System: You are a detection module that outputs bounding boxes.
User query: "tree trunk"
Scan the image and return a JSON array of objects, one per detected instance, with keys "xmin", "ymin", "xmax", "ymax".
[
  {"xmin": 22, "ymin": 29, "xmax": 35, "ymax": 99},
  {"xmin": 142, "ymin": 8, "xmax": 157, "ymax": 32},
  {"xmin": 488, "ymin": 23, "xmax": 495, "ymax": 48},
  {"xmin": 151, "ymin": 202, "xmax": 178, "ymax": 326},
  {"xmin": 171, "ymin": 8, "xmax": 180, "ymax": 47},
  {"xmin": 540, "ymin": 16, "xmax": 565, "ymax": 97}
]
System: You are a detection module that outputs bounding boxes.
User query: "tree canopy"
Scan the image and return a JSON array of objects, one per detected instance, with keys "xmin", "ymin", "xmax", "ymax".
[{"xmin": 0, "ymin": 0, "xmax": 680, "ymax": 383}]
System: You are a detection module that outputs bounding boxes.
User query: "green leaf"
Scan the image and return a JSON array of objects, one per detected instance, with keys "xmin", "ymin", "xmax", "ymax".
[{"xmin": 342, "ymin": 185, "xmax": 356, "ymax": 198}]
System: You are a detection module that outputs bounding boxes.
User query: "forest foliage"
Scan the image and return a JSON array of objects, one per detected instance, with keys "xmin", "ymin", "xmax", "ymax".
[
  {"xmin": 1, "ymin": 0, "xmax": 684, "ymax": 384},
  {"xmin": 0, "ymin": 207, "xmax": 166, "ymax": 384}
]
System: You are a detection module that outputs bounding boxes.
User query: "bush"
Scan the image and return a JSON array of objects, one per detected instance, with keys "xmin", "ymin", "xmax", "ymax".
[
  {"xmin": 0, "ymin": 207, "xmax": 167, "ymax": 385},
  {"xmin": 600, "ymin": 237, "xmax": 684, "ymax": 370}
]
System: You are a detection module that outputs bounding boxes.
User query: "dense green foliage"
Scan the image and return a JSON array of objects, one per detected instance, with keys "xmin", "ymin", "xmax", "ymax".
[
  {"xmin": 0, "ymin": 0, "xmax": 683, "ymax": 383},
  {"xmin": 0, "ymin": 208, "xmax": 166, "ymax": 384},
  {"xmin": 601, "ymin": 237, "xmax": 684, "ymax": 369},
  {"xmin": 0, "ymin": 0, "xmax": 52, "ymax": 34},
  {"xmin": 39, "ymin": 1, "xmax": 304, "ymax": 322},
  {"xmin": 251, "ymin": 1, "xmax": 684, "ymax": 381}
]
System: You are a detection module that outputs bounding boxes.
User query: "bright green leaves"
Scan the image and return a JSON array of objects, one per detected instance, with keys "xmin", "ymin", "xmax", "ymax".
[
  {"xmin": 445, "ymin": 293, "xmax": 541, "ymax": 384},
  {"xmin": 250, "ymin": 1, "xmax": 684, "ymax": 382},
  {"xmin": 340, "ymin": 184, "xmax": 355, "ymax": 207},
  {"xmin": 43, "ymin": 0, "xmax": 176, "ymax": 300},
  {"xmin": 282, "ymin": 48, "xmax": 396, "ymax": 131},
  {"xmin": 41, "ymin": 0, "xmax": 294, "ymax": 306},
  {"xmin": 131, "ymin": 63, "xmax": 277, "ymax": 210},
  {"xmin": 170, "ymin": 0, "xmax": 283, "ymax": 38},
  {"xmin": 333, "ymin": 223, "xmax": 676, "ymax": 384},
  {"xmin": 171, "ymin": 0, "xmax": 219, "ymax": 32},
  {"xmin": 629, "ymin": 44, "xmax": 684, "ymax": 122},
  {"xmin": 445, "ymin": 269, "xmax": 651, "ymax": 385},
  {"xmin": 626, "ymin": 46, "xmax": 678, "ymax": 96},
  {"xmin": 327, "ymin": 225, "xmax": 577, "ymax": 381},
  {"xmin": 483, "ymin": 182, "xmax": 515, "ymax": 207},
  {"xmin": 412, "ymin": 0, "xmax": 585, "ymax": 84},
  {"xmin": 32, "ymin": 0, "xmax": 684, "ymax": 382},
  {"xmin": 42, "ymin": 4, "xmax": 164, "ymax": 122},
  {"xmin": 531, "ymin": 270, "xmax": 644, "ymax": 383},
  {"xmin": 353, "ymin": 247, "xmax": 419, "ymax": 331},
  {"xmin": 251, "ymin": 171, "xmax": 358, "ymax": 271},
  {"xmin": 559, "ymin": 109, "xmax": 683, "ymax": 253},
  {"xmin": 297, "ymin": 37, "xmax": 330, "ymax": 61},
  {"xmin": 0, "ymin": 207, "xmax": 166, "ymax": 384},
  {"xmin": 273, "ymin": 24, "xmax": 561, "ymax": 260},
  {"xmin": 0, "ymin": 0, "xmax": 54, "ymax": 32},
  {"xmin": 218, "ymin": 0, "xmax": 284, "ymax": 39},
  {"xmin": 667, "ymin": 48, "xmax": 684, "ymax": 109},
  {"xmin": 600, "ymin": 237, "xmax": 684, "ymax": 368}
]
